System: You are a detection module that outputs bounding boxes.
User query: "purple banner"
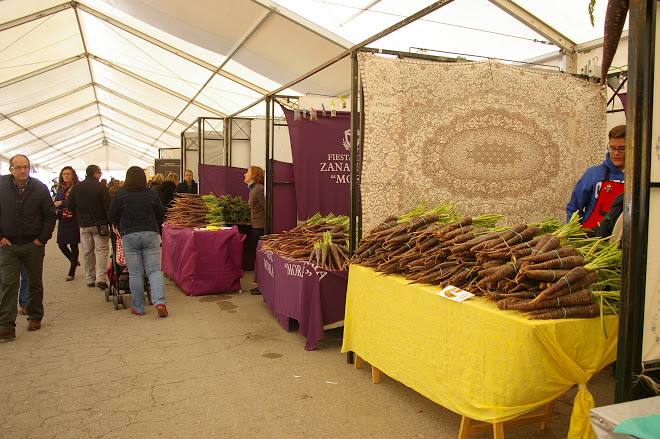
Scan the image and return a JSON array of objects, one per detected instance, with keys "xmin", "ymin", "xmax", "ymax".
[
  {"xmin": 254, "ymin": 243, "xmax": 348, "ymax": 350},
  {"xmin": 618, "ymin": 93, "xmax": 627, "ymax": 115},
  {"xmin": 272, "ymin": 160, "xmax": 297, "ymax": 233},
  {"xmin": 198, "ymin": 164, "xmax": 249, "ymax": 200},
  {"xmin": 162, "ymin": 224, "xmax": 245, "ymax": 295},
  {"xmin": 283, "ymin": 107, "xmax": 351, "ymax": 218}
]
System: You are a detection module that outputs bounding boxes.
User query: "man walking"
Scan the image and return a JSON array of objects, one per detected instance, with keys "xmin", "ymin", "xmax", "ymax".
[
  {"xmin": 68, "ymin": 165, "xmax": 111, "ymax": 290},
  {"xmin": 0, "ymin": 154, "xmax": 56, "ymax": 341}
]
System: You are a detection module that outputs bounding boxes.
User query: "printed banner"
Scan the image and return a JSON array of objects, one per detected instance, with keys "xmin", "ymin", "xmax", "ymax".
[
  {"xmin": 198, "ymin": 164, "xmax": 249, "ymax": 200},
  {"xmin": 283, "ymin": 107, "xmax": 351, "ymax": 219},
  {"xmin": 154, "ymin": 159, "xmax": 180, "ymax": 177}
]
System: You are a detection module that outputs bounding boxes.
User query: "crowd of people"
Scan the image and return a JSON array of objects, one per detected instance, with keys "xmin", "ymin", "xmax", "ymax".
[
  {"xmin": 0, "ymin": 124, "xmax": 625, "ymax": 343},
  {"xmin": 0, "ymin": 156, "xmax": 203, "ymax": 342}
]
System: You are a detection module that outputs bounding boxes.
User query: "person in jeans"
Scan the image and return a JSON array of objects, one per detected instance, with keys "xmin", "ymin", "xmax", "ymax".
[
  {"xmin": 108, "ymin": 166, "xmax": 168, "ymax": 317},
  {"xmin": 67, "ymin": 165, "xmax": 111, "ymax": 290},
  {"xmin": 244, "ymin": 166, "xmax": 265, "ymax": 295},
  {"xmin": 18, "ymin": 266, "xmax": 29, "ymax": 315},
  {"xmin": 0, "ymin": 154, "xmax": 56, "ymax": 341},
  {"xmin": 53, "ymin": 166, "xmax": 81, "ymax": 281}
]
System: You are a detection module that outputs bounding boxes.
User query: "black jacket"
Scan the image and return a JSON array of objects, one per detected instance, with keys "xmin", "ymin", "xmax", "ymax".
[
  {"xmin": 175, "ymin": 180, "xmax": 197, "ymax": 194},
  {"xmin": 67, "ymin": 176, "xmax": 111, "ymax": 227},
  {"xmin": 595, "ymin": 193, "xmax": 624, "ymax": 238},
  {"xmin": 0, "ymin": 175, "xmax": 56, "ymax": 245},
  {"xmin": 159, "ymin": 181, "xmax": 177, "ymax": 208},
  {"xmin": 108, "ymin": 188, "xmax": 165, "ymax": 236}
]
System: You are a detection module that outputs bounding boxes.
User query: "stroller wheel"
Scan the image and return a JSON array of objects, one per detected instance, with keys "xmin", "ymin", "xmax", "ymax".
[
  {"xmin": 120, "ymin": 296, "xmax": 127, "ymax": 309},
  {"xmin": 104, "ymin": 286, "xmax": 110, "ymax": 302},
  {"xmin": 146, "ymin": 290, "xmax": 153, "ymax": 306},
  {"xmin": 112, "ymin": 293, "xmax": 119, "ymax": 310}
]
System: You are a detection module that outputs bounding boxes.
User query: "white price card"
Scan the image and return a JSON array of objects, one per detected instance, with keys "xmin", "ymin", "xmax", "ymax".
[{"xmin": 438, "ymin": 285, "xmax": 475, "ymax": 303}]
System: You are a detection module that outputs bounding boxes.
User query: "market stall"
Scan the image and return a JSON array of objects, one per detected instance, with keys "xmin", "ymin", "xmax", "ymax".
[
  {"xmin": 342, "ymin": 264, "xmax": 618, "ymax": 439},
  {"xmin": 342, "ymin": 206, "xmax": 622, "ymax": 438},
  {"xmin": 254, "ymin": 214, "xmax": 350, "ymax": 349},
  {"xmin": 162, "ymin": 224, "xmax": 244, "ymax": 296},
  {"xmin": 161, "ymin": 194, "xmax": 249, "ymax": 295},
  {"xmin": 255, "ymin": 244, "xmax": 347, "ymax": 350}
]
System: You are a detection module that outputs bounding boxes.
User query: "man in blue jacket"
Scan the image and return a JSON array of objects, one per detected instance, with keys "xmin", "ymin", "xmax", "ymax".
[{"xmin": 566, "ymin": 125, "xmax": 625, "ymax": 228}]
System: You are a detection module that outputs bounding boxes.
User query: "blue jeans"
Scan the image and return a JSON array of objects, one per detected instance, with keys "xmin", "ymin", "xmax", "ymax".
[
  {"xmin": 19, "ymin": 265, "xmax": 28, "ymax": 307},
  {"xmin": 121, "ymin": 231, "xmax": 165, "ymax": 313}
]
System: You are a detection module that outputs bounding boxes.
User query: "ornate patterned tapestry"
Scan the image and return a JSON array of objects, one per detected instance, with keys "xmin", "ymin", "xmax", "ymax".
[{"xmin": 359, "ymin": 53, "xmax": 606, "ymax": 231}]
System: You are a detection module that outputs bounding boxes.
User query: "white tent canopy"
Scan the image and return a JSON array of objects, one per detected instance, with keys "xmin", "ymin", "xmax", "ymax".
[{"xmin": 0, "ymin": 0, "xmax": 626, "ymax": 171}]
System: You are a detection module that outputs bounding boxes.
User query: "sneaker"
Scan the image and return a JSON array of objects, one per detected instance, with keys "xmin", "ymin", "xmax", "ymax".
[
  {"xmin": 0, "ymin": 328, "xmax": 16, "ymax": 342},
  {"xmin": 131, "ymin": 307, "xmax": 145, "ymax": 316},
  {"xmin": 27, "ymin": 320, "xmax": 41, "ymax": 331},
  {"xmin": 65, "ymin": 275, "xmax": 74, "ymax": 281},
  {"xmin": 96, "ymin": 282, "xmax": 108, "ymax": 290},
  {"xmin": 86, "ymin": 283, "xmax": 95, "ymax": 288},
  {"xmin": 250, "ymin": 288, "xmax": 262, "ymax": 296},
  {"xmin": 155, "ymin": 304, "xmax": 168, "ymax": 318}
]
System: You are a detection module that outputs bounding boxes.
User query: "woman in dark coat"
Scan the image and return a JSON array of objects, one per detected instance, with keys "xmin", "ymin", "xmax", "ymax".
[
  {"xmin": 160, "ymin": 172, "xmax": 178, "ymax": 212},
  {"xmin": 244, "ymin": 166, "xmax": 265, "ymax": 295},
  {"xmin": 53, "ymin": 166, "xmax": 81, "ymax": 280}
]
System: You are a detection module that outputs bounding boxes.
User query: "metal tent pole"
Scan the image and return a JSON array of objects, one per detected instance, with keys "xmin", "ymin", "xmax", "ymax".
[
  {"xmin": 349, "ymin": 51, "xmax": 359, "ymax": 256},
  {"xmin": 265, "ymin": 96, "xmax": 273, "ymax": 235},
  {"xmin": 269, "ymin": 97, "xmax": 276, "ymax": 234},
  {"xmin": 615, "ymin": 0, "xmax": 656, "ymax": 402}
]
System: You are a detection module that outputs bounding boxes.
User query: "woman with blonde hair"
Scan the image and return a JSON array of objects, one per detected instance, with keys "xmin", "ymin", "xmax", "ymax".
[
  {"xmin": 244, "ymin": 166, "xmax": 265, "ymax": 295},
  {"xmin": 160, "ymin": 172, "xmax": 178, "ymax": 211}
]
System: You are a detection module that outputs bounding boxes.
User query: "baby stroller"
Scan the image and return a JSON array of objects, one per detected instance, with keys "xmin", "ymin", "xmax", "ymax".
[{"xmin": 106, "ymin": 226, "xmax": 151, "ymax": 310}]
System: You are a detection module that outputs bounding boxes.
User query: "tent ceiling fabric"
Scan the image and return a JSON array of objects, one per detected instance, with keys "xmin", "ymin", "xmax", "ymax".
[
  {"xmin": 0, "ymin": 0, "xmax": 622, "ymax": 169},
  {"xmin": 0, "ymin": 0, "xmax": 351, "ymax": 167}
]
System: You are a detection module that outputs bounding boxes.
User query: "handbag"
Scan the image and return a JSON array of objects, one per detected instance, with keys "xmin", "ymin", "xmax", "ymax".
[{"xmin": 96, "ymin": 223, "xmax": 110, "ymax": 236}]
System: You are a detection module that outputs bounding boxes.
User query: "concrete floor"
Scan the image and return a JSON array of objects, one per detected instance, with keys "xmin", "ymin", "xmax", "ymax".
[{"xmin": 0, "ymin": 240, "xmax": 615, "ymax": 439}]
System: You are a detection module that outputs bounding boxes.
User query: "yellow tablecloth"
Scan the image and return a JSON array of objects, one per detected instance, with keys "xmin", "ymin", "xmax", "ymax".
[{"xmin": 341, "ymin": 265, "xmax": 618, "ymax": 439}]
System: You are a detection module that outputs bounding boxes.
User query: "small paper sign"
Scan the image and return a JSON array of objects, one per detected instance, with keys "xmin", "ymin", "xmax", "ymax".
[{"xmin": 438, "ymin": 285, "xmax": 474, "ymax": 303}]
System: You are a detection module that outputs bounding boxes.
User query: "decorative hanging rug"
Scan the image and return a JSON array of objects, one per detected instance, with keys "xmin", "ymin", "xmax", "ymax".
[{"xmin": 358, "ymin": 53, "xmax": 606, "ymax": 231}]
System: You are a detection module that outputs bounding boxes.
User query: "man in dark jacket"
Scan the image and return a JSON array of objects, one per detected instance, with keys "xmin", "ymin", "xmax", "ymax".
[
  {"xmin": 175, "ymin": 169, "xmax": 198, "ymax": 194},
  {"xmin": 67, "ymin": 165, "xmax": 111, "ymax": 290},
  {"xmin": 0, "ymin": 155, "xmax": 56, "ymax": 341}
]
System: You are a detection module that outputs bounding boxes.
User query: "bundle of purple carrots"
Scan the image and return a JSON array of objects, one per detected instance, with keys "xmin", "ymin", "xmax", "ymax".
[
  {"xmin": 261, "ymin": 213, "xmax": 350, "ymax": 271},
  {"xmin": 352, "ymin": 206, "xmax": 621, "ymax": 321}
]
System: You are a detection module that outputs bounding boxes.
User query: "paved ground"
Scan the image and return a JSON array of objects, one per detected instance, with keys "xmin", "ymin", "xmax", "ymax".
[{"xmin": 0, "ymin": 240, "xmax": 615, "ymax": 438}]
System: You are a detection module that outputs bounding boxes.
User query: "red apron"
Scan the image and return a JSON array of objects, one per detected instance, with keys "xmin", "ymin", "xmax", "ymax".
[{"xmin": 581, "ymin": 168, "xmax": 624, "ymax": 229}]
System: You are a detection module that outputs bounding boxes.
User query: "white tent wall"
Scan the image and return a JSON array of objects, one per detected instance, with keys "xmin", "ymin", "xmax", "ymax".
[
  {"xmin": 203, "ymin": 137, "xmax": 225, "ymax": 166},
  {"xmin": 229, "ymin": 118, "xmax": 252, "ymax": 169},
  {"xmin": 249, "ymin": 118, "xmax": 292, "ymax": 169}
]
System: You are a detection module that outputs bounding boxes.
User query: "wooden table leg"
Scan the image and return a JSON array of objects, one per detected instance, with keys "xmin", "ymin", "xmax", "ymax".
[
  {"xmin": 540, "ymin": 400, "xmax": 555, "ymax": 430},
  {"xmin": 355, "ymin": 355, "xmax": 363, "ymax": 369},
  {"xmin": 371, "ymin": 365, "xmax": 381, "ymax": 384},
  {"xmin": 492, "ymin": 422, "xmax": 505, "ymax": 439},
  {"xmin": 458, "ymin": 416, "xmax": 472, "ymax": 439}
]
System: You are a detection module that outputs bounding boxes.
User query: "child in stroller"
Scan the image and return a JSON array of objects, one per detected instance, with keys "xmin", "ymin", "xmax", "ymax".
[{"xmin": 106, "ymin": 226, "xmax": 151, "ymax": 310}]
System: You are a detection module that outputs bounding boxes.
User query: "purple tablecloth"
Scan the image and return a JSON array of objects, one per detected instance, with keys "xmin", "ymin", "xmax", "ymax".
[
  {"xmin": 162, "ymin": 224, "xmax": 244, "ymax": 295},
  {"xmin": 254, "ymin": 243, "xmax": 348, "ymax": 350}
]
